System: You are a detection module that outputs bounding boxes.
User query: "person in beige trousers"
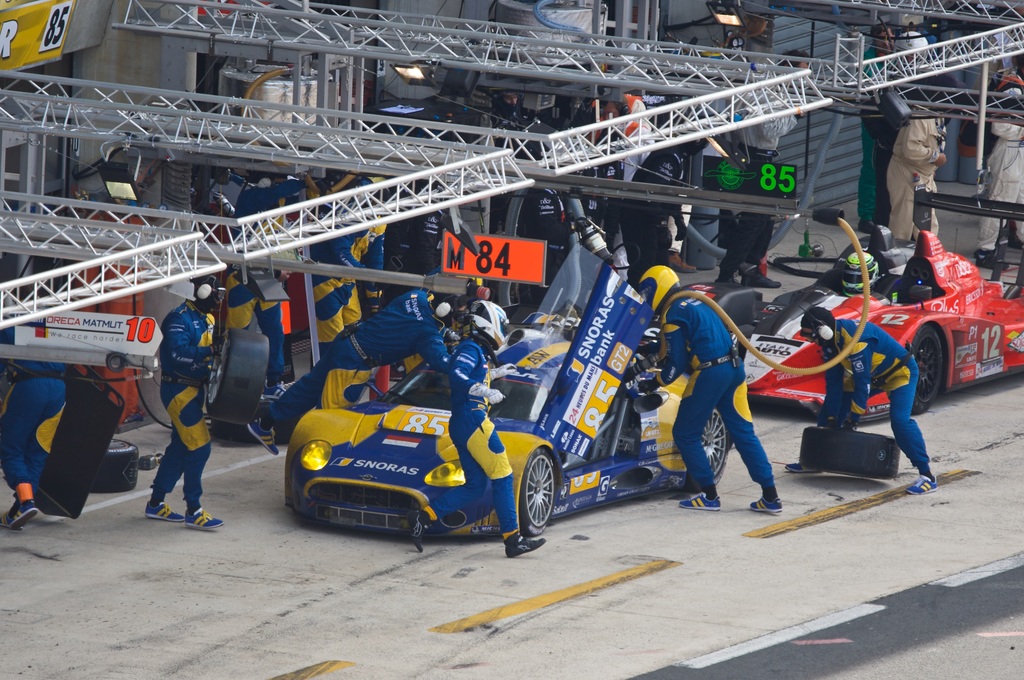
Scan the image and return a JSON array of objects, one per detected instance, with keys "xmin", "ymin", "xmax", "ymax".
[{"xmin": 886, "ymin": 116, "xmax": 946, "ymax": 241}]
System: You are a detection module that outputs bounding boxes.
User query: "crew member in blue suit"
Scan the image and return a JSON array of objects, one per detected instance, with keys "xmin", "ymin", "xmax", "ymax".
[
  {"xmin": 635, "ymin": 266, "xmax": 781, "ymax": 513},
  {"xmin": 0, "ymin": 327, "xmax": 65, "ymax": 530},
  {"xmin": 145, "ymin": 276, "xmax": 225, "ymax": 530},
  {"xmin": 787, "ymin": 306, "xmax": 937, "ymax": 495},
  {"xmin": 247, "ymin": 289, "xmax": 453, "ymax": 454},
  {"xmin": 406, "ymin": 300, "xmax": 545, "ymax": 558},
  {"xmin": 226, "ymin": 172, "xmax": 306, "ymax": 399},
  {"xmin": 309, "ymin": 223, "xmax": 385, "ymax": 355}
]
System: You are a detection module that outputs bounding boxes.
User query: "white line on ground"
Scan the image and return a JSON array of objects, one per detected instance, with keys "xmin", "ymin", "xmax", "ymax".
[
  {"xmin": 675, "ymin": 604, "xmax": 886, "ymax": 669},
  {"xmin": 41, "ymin": 452, "xmax": 279, "ymax": 521},
  {"xmin": 930, "ymin": 553, "xmax": 1024, "ymax": 588}
]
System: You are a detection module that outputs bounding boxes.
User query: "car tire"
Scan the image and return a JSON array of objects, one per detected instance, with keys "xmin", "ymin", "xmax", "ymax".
[
  {"xmin": 911, "ymin": 325, "xmax": 943, "ymax": 415},
  {"xmin": 682, "ymin": 409, "xmax": 732, "ymax": 493},
  {"xmin": 799, "ymin": 426, "xmax": 900, "ymax": 479},
  {"xmin": 206, "ymin": 328, "xmax": 269, "ymax": 425},
  {"xmin": 519, "ymin": 449, "xmax": 556, "ymax": 537},
  {"xmin": 90, "ymin": 439, "xmax": 139, "ymax": 493}
]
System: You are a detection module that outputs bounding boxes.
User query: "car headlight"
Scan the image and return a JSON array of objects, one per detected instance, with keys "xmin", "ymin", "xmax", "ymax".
[
  {"xmin": 424, "ymin": 461, "xmax": 466, "ymax": 487},
  {"xmin": 299, "ymin": 440, "xmax": 333, "ymax": 471}
]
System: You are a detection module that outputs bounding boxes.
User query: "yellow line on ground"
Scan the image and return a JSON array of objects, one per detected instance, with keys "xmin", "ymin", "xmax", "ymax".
[
  {"xmin": 745, "ymin": 469, "xmax": 980, "ymax": 539},
  {"xmin": 430, "ymin": 559, "xmax": 681, "ymax": 634},
  {"xmin": 268, "ymin": 660, "xmax": 355, "ymax": 679}
]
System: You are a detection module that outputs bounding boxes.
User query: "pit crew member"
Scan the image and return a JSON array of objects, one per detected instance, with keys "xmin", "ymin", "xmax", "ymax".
[
  {"xmin": 786, "ymin": 306, "xmax": 937, "ymax": 495},
  {"xmin": 635, "ymin": 266, "xmax": 782, "ymax": 513},
  {"xmin": 0, "ymin": 327, "xmax": 65, "ymax": 530},
  {"xmin": 146, "ymin": 276, "xmax": 225, "ymax": 530},
  {"xmin": 247, "ymin": 289, "xmax": 453, "ymax": 454},
  {"xmin": 406, "ymin": 300, "xmax": 545, "ymax": 558}
]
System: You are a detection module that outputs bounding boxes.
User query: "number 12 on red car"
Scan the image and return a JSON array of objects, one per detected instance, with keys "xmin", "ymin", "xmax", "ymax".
[{"xmin": 442, "ymin": 232, "xmax": 547, "ymax": 285}]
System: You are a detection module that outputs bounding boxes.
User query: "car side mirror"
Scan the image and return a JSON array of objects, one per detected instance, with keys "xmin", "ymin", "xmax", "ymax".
[{"xmin": 633, "ymin": 391, "xmax": 664, "ymax": 413}]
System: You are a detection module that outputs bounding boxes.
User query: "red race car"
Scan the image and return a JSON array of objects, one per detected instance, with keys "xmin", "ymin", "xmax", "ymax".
[{"xmin": 702, "ymin": 223, "xmax": 1024, "ymax": 421}]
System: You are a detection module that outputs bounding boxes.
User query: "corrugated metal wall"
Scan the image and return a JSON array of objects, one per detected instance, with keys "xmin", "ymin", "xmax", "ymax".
[{"xmin": 772, "ymin": 17, "xmax": 863, "ymax": 208}]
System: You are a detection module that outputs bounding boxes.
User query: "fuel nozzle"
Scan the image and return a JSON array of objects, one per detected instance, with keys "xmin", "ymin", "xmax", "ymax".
[{"xmin": 573, "ymin": 217, "xmax": 614, "ymax": 265}]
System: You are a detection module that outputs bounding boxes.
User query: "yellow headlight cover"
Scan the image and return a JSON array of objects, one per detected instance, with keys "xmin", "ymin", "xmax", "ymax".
[
  {"xmin": 300, "ymin": 440, "xmax": 333, "ymax": 471},
  {"xmin": 424, "ymin": 461, "xmax": 466, "ymax": 487}
]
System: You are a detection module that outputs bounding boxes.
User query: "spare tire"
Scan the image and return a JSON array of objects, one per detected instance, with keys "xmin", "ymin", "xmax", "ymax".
[
  {"xmin": 206, "ymin": 328, "xmax": 269, "ymax": 424},
  {"xmin": 799, "ymin": 426, "xmax": 900, "ymax": 479},
  {"xmin": 91, "ymin": 440, "xmax": 139, "ymax": 493}
]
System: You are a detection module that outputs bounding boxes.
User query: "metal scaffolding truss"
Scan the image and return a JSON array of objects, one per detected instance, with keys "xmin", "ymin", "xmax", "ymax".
[
  {"xmin": 0, "ymin": 152, "xmax": 529, "ymax": 324},
  {"xmin": 360, "ymin": 74, "xmax": 833, "ymax": 177},
  {"xmin": 0, "ymin": 70, "xmax": 513, "ymax": 175},
  {"xmin": 0, "ymin": 194, "xmax": 224, "ymax": 329},
  {"xmin": 5, "ymin": 157, "xmax": 529, "ymax": 262},
  {"xmin": 117, "ymin": 0, "xmax": 824, "ymax": 98},
  {"xmin": 0, "ymin": 68, "xmax": 830, "ymax": 179},
  {"xmin": 747, "ymin": 0, "xmax": 1024, "ymax": 26},
  {"xmin": 824, "ymin": 23, "xmax": 1024, "ymax": 93}
]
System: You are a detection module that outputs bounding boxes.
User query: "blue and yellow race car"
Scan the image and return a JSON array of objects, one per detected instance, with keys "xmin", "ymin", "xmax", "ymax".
[{"xmin": 284, "ymin": 246, "xmax": 733, "ymax": 539}]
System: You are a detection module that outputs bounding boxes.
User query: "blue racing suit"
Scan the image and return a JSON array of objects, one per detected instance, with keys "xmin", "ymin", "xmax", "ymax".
[
  {"xmin": 153, "ymin": 301, "xmax": 216, "ymax": 509},
  {"xmin": 227, "ymin": 176, "xmax": 305, "ymax": 385},
  {"xmin": 655, "ymin": 296, "xmax": 774, "ymax": 490},
  {"xmin": 817, "ymin": 318, "xmax": 930, "ymax": 474},
  {"xmin": 427, "ymin": 339, "xmax": 518, "ymax": 536},
  {"xmin": 309, "ymin": 224, "xmax": 385, "ymax": 353},
  {"xmin": 268, "ymin": 289, "xmax": 451, "ymax": 419},
  {"xmin": 0, "ymin": 328, "xmax": 65, "ymax": 503}
]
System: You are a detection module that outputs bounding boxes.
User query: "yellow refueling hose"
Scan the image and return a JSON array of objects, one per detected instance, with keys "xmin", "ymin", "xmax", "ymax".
[{"xmin": 658, "ymin": 209, "xmax": 872, "ymax": 376}]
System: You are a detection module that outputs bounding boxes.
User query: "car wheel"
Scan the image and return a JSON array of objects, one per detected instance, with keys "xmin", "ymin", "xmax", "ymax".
[
  {"xmin": 90, "ymin": 440, "xmax": 139, "ymax": 493},
  {"xmin": 206, "ymin": 328, "xmax": 269, "ymax": 425},
  {"xmin": 911, "ymin": 325, "xmax": 943, "ymax": 415},
  {"xmin": 682, "ymin": 409, "xmax": 732, "ymax": 492},
  {"xmin": 519, "ymin": 449, "xmax": 556, "ymax": 537}
]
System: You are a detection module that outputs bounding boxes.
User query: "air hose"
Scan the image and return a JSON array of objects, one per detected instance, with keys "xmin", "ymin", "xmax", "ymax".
[{"xmin": 660, "ymin": 210, "xmax": 872, "ymax": 376}]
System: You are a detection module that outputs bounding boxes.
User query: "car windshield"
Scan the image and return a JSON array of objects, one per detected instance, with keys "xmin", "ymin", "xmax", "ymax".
[
  {"xmin": 381, "ymin": 369, "xmax": 548, "ymax": 422},
  {"xmin": 533, "ymin": 244, "xmax": 606, "ymax": 337},
  {"xmin": 381, "ymin": 243, "xmax": 605, "ymax": 418}
]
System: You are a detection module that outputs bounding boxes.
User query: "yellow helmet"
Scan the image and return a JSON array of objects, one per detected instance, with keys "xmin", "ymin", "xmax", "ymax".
[{"xmin": 638, "ymin": 266, "xmax": 681, "ymax": 316}]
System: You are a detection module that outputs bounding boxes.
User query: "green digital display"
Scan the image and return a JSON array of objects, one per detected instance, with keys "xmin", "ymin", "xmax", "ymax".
[{"xmin": 703, "ymin": 160, "xmax": 798, "ymax": 199}]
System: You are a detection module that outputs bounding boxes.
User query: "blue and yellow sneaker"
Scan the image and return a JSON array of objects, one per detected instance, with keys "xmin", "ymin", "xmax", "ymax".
[
  {"xmin": 247, "ymin": 419, "xmax": 279, "ymax": 455},
  {"xmin": 263, "ymin": 382, "xmax": 287, "ymax": 401},
  {"xmin": 185, "ymin": 508, "xmax": 224, "ymax": 531},
  {"xmin": 750, "ymin": 497, "xmax": 783, "ymax": 514},
  {"xmin": 906, "ymin": 475, "xmax": 938, "ymax": 495},
  {"xmin": 145, "ymin": 501, "xmax": 185, "ymax": 523},
  {"xmin": 1, "ymin": 501, "xmax": 39, "ymax": 530},
  {"xmin": 784, "ymin": 463, "xmax": 819, "ymax": 473},
  {"xmin": 678, "ymin": 494, "xmax": 721, "ymax": 511}
]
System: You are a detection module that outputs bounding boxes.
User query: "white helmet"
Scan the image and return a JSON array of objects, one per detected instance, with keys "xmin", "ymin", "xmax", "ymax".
[
  {"xmin": 895, "ymin": 30, "xmax": 929, "ymax": 52},
  {"xmin": 463, "ymin": 299, "xmax": 509, "ymax": 351}
]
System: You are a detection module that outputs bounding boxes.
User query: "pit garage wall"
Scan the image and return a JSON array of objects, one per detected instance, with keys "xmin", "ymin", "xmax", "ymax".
[{"xmin": 770, "ymin": 17, "xmax": 862, "ymax": 208}]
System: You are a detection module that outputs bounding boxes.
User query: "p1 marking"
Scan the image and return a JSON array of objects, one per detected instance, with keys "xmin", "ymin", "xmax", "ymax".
[{"xmin": 442, "ymin": 232, "xmax": 546, "ymax": 285}]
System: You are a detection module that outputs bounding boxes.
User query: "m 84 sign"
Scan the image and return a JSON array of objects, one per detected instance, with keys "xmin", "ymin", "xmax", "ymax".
[{"xmin": 442, "ymin": 232, "xmax": 546, "ymax": 285}]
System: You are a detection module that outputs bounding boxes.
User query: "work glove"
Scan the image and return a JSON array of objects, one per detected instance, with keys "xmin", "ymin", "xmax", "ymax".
[
  {"xmin": 489, "ymin": 364, "xmax": 517, "ymax": 380},
  {"xmin": 636, "ymin": 378, "xmax": 660, "ymax": 394},
  {"xmin": 469, "ymin": 382, "xmax": 504, "ymax": 404},
  {"xmin": 623, "ymin": 354, "xmax": 658, "ymax": 383},
  {"xmin": 636, "ymin": 338, "xmax": 661, "ymax": 357}
]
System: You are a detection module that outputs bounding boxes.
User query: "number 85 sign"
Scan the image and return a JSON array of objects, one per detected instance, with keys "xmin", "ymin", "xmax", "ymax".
[{"xmin": 442, "ymin": 232, "xmax": 547, "ymax": 285}]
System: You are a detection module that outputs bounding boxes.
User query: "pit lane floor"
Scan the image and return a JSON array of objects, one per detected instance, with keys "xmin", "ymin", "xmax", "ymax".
[{"xmin": 3, "ymin": 182, "xmax": 1023, "ymax": 680}]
